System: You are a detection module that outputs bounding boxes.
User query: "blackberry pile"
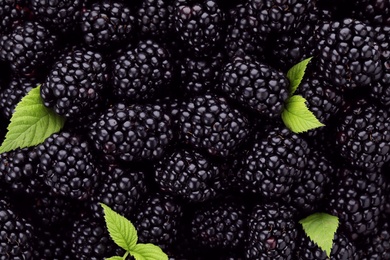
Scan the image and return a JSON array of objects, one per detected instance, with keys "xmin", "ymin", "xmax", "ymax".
[{"xmin": 0, "ymin": 0, "xmax": 389, "ymax": 259}]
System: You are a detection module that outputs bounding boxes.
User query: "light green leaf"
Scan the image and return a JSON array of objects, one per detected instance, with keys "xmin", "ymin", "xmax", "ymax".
[
  {"xmin": 130, "ymin": 244, "xmax": 168, "ymax": 260},
  {"xmin": 0, "ymin": 85, "xmax": 65, "ymax": 153},
  {"xmin": 100, "ymin": 203, "xmax": 138, "ymax": 252},
  {"xmin": 105, "ymin": 257, "xmax": 123, "ymax": 260},
  {"xmin": 281, "ymin": 95, "xmax": 325, "ymax": 133},
  {"xmin": 299, "ymin": 213, "xmax": 339, "ymax": 257},
  {"xmin": 287, "ymin": 57, "xmax": 313, "ymax": 95}
]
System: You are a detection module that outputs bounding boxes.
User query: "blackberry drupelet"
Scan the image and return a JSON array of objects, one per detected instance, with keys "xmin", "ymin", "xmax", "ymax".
[
  {"xmin": 38, "ymin": 131, "xmax": 100, "ymax": 201},
  {"xmin": 31, "ymin": 0, "xmax": 84, "ymax": 34},
  {"xmin": 0, "ymin": 21, "xmax": 58, "ymax": 76},
  {"xmin": 40, "ymin": 48, "xmax": 109, "ymax": 126},
  {"xmin": 154, "ymin": 148, "xmax": 225, "ymax": 202},
  {"xmin": 0, "ymin": 198, "xmax": 34, "ymax": 259},
  {"xmin": 81, "ymin": 1, "xmax": 136, "ymax": 49},
  {"xmin": 237, "ymin": 124, "xmax": 310, "ymax": 200},
  {"xmin": 134, "ymin": 192, "xmax": 183, "ymax": 251},
  {"xmin": 0, "ymin": 0, "xmax": 27, "ymax": 34},
  {"xmin": 316, "ymin": 18, "xmax": 383, "ymax": 90},
  {"xmin": 111, "ymin": 39, "xmax": 173, "ymax": 102},
  {"xmin": 174, "ymin": 0, "xmax": 225, "ymax": 55},
  {"xmin": 179, "ymin": 93, "xmax": 252, "ymax": 158},
  {"xmin": 190, "ymin": 199, "xmax": 247, "ymax": 250},
  {"xmin": 334, "ymin": 99, "xmax": 390, "ymax": 171},
  {"xmin": 246, "ymin": 202, "xmax": 298, "ymax": 259},
  {"xmin": 327, "ymin": 166, "xmax": 387, "ymax": 241},
  {"xmin": 219, "ymin": 55, "xmax": 289, "ymax": 119},
  {"xmin": 88, "ymin": 102, "xmax": 175, "ymax": 164}
]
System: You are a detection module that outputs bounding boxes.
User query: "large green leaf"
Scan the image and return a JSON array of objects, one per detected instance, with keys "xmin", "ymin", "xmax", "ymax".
[
  {"xmin": 130, "ymin": 244, "xmax": 168, "ymax": 260},
  {"xmin": 287, "ymin": 57, "xmax": 313, "ymax": 96}
]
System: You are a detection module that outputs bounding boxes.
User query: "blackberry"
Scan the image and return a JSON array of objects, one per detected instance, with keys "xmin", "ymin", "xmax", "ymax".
[
  {"xmin": 134, "ymin": 192, "xmax": 183, "ymax": 251},
  {"xmin": 334, "ymin": 99, "xmax": 390, "ymax": 172},
  {"xmin": 219, "ymin": 55, "xmax": 289, "ymax": 119},
  {"xmin": 0, "ymin": 21, "xmax": 58, "ymax": 76},
  {"xmin": 327, "ymin": 166, "xmax": 387, "ymax": 241},
  {"xmin": 0, "ymin": 0, "xmax": 27, "ymax": 34},
  {"xmin": 174, "ymin": 0, "xmax": 225, "ymax": 54},
  {"xmin": 111, "ymin": 39, "xmax": 173, "ymax": 102},
  {"xmin": 88, "ymin": 102, "xmax": 175, "ymax": 164},
  {"xmin": 237, "ymin": 124, "xmax": 310, "ymax": 200},
  {"xmin": 0, "ymin": 198, "xmax": 34, "ymax": 259},
  {"xmin": 154, "ymin": 148, "xmax": 225, "ymax": 202},
  {"xmin": 190, "ymin": 199, "xmax": 247, "ymax": 250},
  {"xmin": 81, "ymin": 1, "xmax": 136, "ymax": 50},
  {"xmin": 40, "ymin": 48, "xmax": 109, "ymax": 126},
  {"xmin": 360, "ymin": 219, "xmax": 390, "ymax": 259},
  {"xmin": 245, "ymin": 202, "xmax": 298, "ymax": 259},
  {"xmin": 179, "ymin": 93, "xmax": 252, "ymax": 158},
  {"xmin": 38, "ymin": 131, "xmax": 100, "ymax": 200},
  {"xmin": 33, "ymin": 227, "xmax": 71, "ymax": 260},
  {"xmin": 89, "ymin": 164, "xmax": 148, "ymax": 220},
  {"xmin": 316, "ymin": 18, "xmax": 383, "ymax": 90},
  {"xmin": 370, "ymin": 58, "xmax": 390, "ymax": 106},
  {"xmin": 351, "ymin": 0, "xmax": 390, "ymax": 26},
  {"xmin": 0, "ymin": 76, "xmax": 39, "ymax": 120},
  {"xmin": 31, "ymin": 0, "xmax": 84, "ymax": 34}
]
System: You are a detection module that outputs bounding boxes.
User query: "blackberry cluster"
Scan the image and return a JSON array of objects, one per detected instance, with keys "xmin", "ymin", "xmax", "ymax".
[{"xmin": 0, "ymin": 0, "xmax": 27, "ymax": 34}]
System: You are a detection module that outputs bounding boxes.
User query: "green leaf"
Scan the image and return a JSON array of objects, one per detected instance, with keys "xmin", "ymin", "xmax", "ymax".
[
  {"xmin": 281, "ymin": 95, "xmax": 325, "ymax": 133},
  {"xmin": 0, "ymin": 85, "xmax": 65, "ymax": 153},
  {"xmin": 287, "ymin": 57, "xmax": 313, "ymax": 95},
  {"xmin": 130, "ymin": 244, "xmax": 168, "ymax": 260},
  {"xmin": 100, "ymin": 203, "xmax": 138, "ymax": 252},
  {"xmin": 105, "ymin": 257, "xmax": 123, "ymax": 260},
  {"xmin": 299, "ymin": 213, "xmax": 339, "ymax": 257}
]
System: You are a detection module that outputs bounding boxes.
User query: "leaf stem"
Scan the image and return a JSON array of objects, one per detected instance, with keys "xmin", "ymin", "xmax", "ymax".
[{"xmin": 122, "ymin": 251, "xmax": 130, "ymax": 260}]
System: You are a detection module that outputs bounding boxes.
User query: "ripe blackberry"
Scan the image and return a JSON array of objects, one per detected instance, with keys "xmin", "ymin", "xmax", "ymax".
[
  {"xmin": 40, "ymin": 48, "xmax": 109, "ymax": 126},
  {"xmin": 137, "ymin": 0, "xmax": 175, "ymax": 39},
  {"xmin": 38, "ymin": 131, "xmax": 101, "ymax": 200},
  {"xmin": 134, "ymin": 192, "xmax": 183, "ymax": 251},
  {"xmin": 81, "ymin": 1, "xmax": 136, "ymax": 49},
  {"xmin": 316, "ymin": 18, "xmax": 383, "ymax": 90},
  {"xmin": 89, "ymin": 164, "xmax": 148, "ymax": 220},
  {"xmin": 0, "ymin": 198, "xmax": 34, "ymax": 259},
  {"xmin": 334, "ymin": 99, "xmax": 390, "ymax": 171},
  {"xmin": 174, "ymin": 0, "xmax": 225, "ymax": 54},
  {"xmin": 351, "ymin": 0, "xmax": 390, "ymax": 26},
  {"xmin": 0, "ymin": 0, "xmax": 27, "ymax": 34},
  {"xmin": 327, "ymin": 166, "xmax": 387, "ymax": 241},
  {"xmin": 219, "ymin": 55, "xmax": 289, "ymax": 119},
  {"xmin": 237, "ymin": 124, "xmax": 310, "ymax": 200},
  {"xmin": 245, "ymin": 202, "xmax": 298, "ymax": 259},
  {"xmin": 88, "ymin": 102, "xmax": 175, "ymax": 164},
  {"xmin": 190, "ymin": 199, "xmax": 247, "ymax": 250},
  {"xmin": 297, "ymin": 231, "xmax": 358, "ymax": 259},
  {"xmin": 0, "ymin": 21, "xmax": 58, "ymax": 76},
  {"xmin": 359, "ymin": 219, "xmax": 390, "ymax": 259},
  {"xmin": 179, "ymin": 93, "xmax": 252, "ymax": 158},
  {"xmin": 33, "ymin": 227, "xmax": 71, "ymax": 260},
  {"xmin": 31, "ymin": 0, "xmax": 84, "ymax": 34},
  {"xmin": 111, "ymin": 39, "xmax": 173, "ymax": 102},
  {"xmin": 154, "ymin": 148, "xmax": 225, "ymax": 202},
  {"xmin": 370, "ymin": 58, "xmax": 390, "ymax": 106}
]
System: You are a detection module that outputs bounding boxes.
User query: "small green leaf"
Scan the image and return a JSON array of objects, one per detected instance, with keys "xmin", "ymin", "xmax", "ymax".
[
  {"xmin": 281, "ymin": 95, "xmax": 325, "ymax": 133},
  {"xmin": 287, "ymin": 57, "xmax": 313, "ymax": 95},
  {"xmin": 105, "ymin": 257, "xmax": 123, "ymax": 260},
  {"xmin": 100, "ymin": 203, "xmax": 138, "ymax": 252},
  {"xmin": 0, "ymin": 85, "xmax": 65, "ymax": 153},
  {"xmin": 299, "ymin": 213, "xmax": 339, "ymax": 257},
  {"xmin": 130, "ymin": 244, "xmax": 168, "ymax": 260}
]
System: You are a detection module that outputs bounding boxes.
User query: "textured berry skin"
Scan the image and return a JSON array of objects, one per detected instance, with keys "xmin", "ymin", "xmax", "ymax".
[
  {"xmin": 40, "ymin": 48, "xmax": 109, "ymax": 124},
  {"xmin": 154, "ymin": 148, "xmax": 224, "ymax": 202},
  {"xmin": 31, "ymin": 0, "xmax": 83, "ymax": 33},
  {"xmin": 327, "ymin": 166, "xmax": 387, "ymax": 241},
  {"xmin": 351, "ymin": 0, "xmax": 390, "ymax": 26},
  {"xmin": 174, "ymin": 0, "xmax": 225, "ymax": 54},
  {"xmin": 38, "ymin": 131, "xmax": 100, "ymax": 200},
  {"xmin": 371, "ymin": 59, "xmax": 390, "ymax": 106},
  {"xmin": 316, "ymin": 18, "xmax": 383, "ymax": 90},
  {"xmin": 179, "ymin": 94, "xmax": 251, "ymax": 158},
  {"xmin": 134, "ymin": 193, "xmax": 183, "ymax": 250},
  {"xmin": 335, "ymin": 99, "xmax": 390, "ymax": 171},
  {"xmin": 88, "ymin": 103, "xmax": 174, "ymax": 164},
  {"xmin": 112, "ymin": 40, "xmax": 173, "ymax": 101},
  {"xmin": 360, "ymin": 220, "xmax": 390, "ymax": 259},
  {"xmin": 219, "ymin": 55, "xmax": 289, "ymax": 118},
  {"xmin": 33, "ymin": 228, "xmax": 71, "ymax": 260},
  {"xmin": 238, "ymin": 125, "xmax": 309, "ymax": 200},
  {"xmin": 0, "ymin": 0, "xmax": 26, "ymax": 34},
  {"xmin": 0, "ymin": 199, "xmax": 34, "ymax": 260},
  {"xmin": 0, "ymin": 21, "xmax": 58, "ymax": 76},
  {"xmin": 81, "ymin": 1, "xmax": 136, "ymax": 49},
  {"xmin": 190, "ymin": 200, "xmax": 246, "ymax": 250},
  {"xmin": 246, "ymin": 202, "xmax": 298, "ymax": 260}
]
